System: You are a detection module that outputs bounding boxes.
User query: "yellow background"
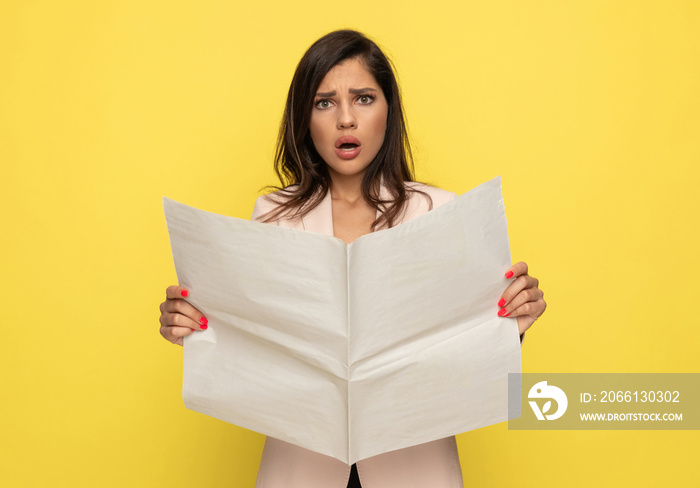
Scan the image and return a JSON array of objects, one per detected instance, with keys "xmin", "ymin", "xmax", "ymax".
[{"xmin": 2, "ymin": 1, "xmax": 698, "ymax": 486}]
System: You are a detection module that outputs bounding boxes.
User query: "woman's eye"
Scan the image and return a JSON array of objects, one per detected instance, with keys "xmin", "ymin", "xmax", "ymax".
[
  {"xmin": 316, "ymin": 99, "xmax": 331, "ymax": 109},
  {"xmin": 358, "ymin": 95, "xmax": 374, "ymax": 104}
]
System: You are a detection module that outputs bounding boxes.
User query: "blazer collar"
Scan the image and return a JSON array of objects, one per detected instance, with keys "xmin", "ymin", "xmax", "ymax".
[
  {"xmin": 301, "ymin": 182, "xmax": 392, "ymax": 237},
  {"xmin": 300, "ymin": 188, "xmax": 334, "ymax": 237}
]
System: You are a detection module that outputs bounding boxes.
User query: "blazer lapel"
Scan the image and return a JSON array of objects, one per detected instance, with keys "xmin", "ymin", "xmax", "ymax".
[
  {"xmin": 301, "ymin": 182, "xmax": 394, "ymax": 236},
  {"xmin": 300, "ymin": 188, "xmax": 335, "ymax": 237},
  {"xmin": 376, "ymin": 182, "xmax": 394, "ymax": 229}
]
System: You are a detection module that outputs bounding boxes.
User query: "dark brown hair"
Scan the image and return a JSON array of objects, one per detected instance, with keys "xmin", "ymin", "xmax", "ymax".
[{"xmin": 262, "ymin": 29, "xmax": 427, "ymax": 229}]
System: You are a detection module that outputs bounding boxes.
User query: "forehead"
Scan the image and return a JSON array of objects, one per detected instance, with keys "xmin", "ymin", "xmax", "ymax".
[{"xmin": 317, "ymin": 58, "xmax": 379, "ymax": 90}]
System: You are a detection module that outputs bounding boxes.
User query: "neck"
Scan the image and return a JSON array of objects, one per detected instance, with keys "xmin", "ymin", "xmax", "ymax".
[{"xmin": 328, "ymin": 172, "xmax": 365, "ymax": 204}]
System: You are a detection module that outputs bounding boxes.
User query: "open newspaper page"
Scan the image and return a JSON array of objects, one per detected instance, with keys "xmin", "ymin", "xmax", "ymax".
[
  {"xmin": 347, "ymin": 177, "xmax": 521, "ymax": 463},
  {"xmin": 163, "ymin": 177, "xmax": 522, "ymax": 465},
  {"xmin": 164, "ymin": 199, "xmax": 351, "ymax": 462}
]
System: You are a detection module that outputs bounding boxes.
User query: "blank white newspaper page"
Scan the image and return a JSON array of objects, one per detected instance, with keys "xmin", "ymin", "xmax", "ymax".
[
  {"xmin": 347, "ymin": 177, "xmax": 522, "ymax": 463},
  {"xmin": 164, "ymin": 198, "xmax": 351, "ymax": 462},
  {"xmin": 163, "ymin": 176, "xmax": 522, "ymax": 465}
]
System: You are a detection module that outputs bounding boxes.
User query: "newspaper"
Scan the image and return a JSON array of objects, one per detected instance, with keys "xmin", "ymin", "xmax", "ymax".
[{"xmin": 164, "ymin": 177, "xmax": 521, "ymax": 464}]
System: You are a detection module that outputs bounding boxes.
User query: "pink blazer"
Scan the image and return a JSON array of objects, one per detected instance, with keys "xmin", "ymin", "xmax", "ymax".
[{"xmin": 250, "ymin": 182, "xmax": 464, "ymax": 488}]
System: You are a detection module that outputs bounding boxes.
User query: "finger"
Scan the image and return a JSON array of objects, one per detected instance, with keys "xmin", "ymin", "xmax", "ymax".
[
  {"xmin": 160, "ymin": 323, "xmax": 194, "ymax": 345},
  {"xmin": 504, "ymin": 261, "xmax": 528, "ymax": 280},
  {"xmin": 166, "ymin": 285, "xmax": 190, "ymax": 299},
  {"xmin": 506, "ymin": 297, "xmax": 547, "ymax": 321},
  {"xmin": 161, "ymin": 293, "xmax": 208, "ymax": 328},
  {"xmin": 160, "ymin": 302, "xmax": 209, "ymax": 330},
  {"xmin": 501, "ymin": 287, "xmax": 544, "ymax": 315},
  {"xmin": 510, "ymin": 297, "xmax": 547, "ymax": 336},
  {"xmin": 498, "ymin": 274, "xmax": 539, "ymax": 308}
]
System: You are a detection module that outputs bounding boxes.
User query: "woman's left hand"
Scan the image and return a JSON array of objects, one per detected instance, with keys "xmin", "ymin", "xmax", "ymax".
[{"xmin": 498, "ymin": 261, "xmax": 546, "ymax": 336}]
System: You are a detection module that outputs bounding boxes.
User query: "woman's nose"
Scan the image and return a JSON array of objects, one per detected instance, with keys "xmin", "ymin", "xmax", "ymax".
[{"xmin": 337, "ymin": 105, "xmax": 356, "ymax": 129}]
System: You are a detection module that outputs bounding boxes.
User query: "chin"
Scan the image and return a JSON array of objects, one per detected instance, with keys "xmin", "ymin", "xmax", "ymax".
[{"xmin": 328, "ymin": 162, "xmax": 372, "ymax": 178}]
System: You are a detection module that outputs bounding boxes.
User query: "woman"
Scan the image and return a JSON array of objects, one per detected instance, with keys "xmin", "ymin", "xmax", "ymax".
[{"xmin": 159, "ymin": 30, "xmax": 546, "ymax": 488}]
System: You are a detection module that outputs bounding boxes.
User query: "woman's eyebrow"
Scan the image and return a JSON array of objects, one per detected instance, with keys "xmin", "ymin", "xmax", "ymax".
[
  {"xmin": 349, "ymin": 87, "xmax": 376, "ymax": 94},
  {"xmin": 314, "ymin": 87, "xmax": 377, "ymax": 97}
]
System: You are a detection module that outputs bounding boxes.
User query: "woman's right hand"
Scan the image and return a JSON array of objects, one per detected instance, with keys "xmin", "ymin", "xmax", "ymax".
[{"xmin": 159, "ymin": 285, "xmax": 208, "ymax": 346}]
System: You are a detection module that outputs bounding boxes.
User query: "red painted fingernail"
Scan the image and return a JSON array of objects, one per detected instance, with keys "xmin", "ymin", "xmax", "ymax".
[
  {"xmin": 505, "ymin": 271, "xmax": 514, "ymax": 279},
  {"xmin": 200, "ymin": 317, "xmax": 208, "ymax": 326},
  {"xmin": 181, "ymin": 289, "xmax": 189, "ymax": 297},
  {"xmin": 498, "ymin": 298, "xmax": 506, "ymax": 307},
  {"xmin": 200, "ymin": 324, "xmax": 208, "ymax": 330},
  {"xmin": 498, "ymin": 308, "xmax": 508, "ymax": 317},
  {"xmin": 504, "ymin": 312, "xmax": 511, "ymax": 317}
]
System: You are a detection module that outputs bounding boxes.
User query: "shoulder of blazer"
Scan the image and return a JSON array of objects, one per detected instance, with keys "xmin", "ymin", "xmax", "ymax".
[
  {"xmin": 250, "ymin": 193, "xmax": 279, "ymax": 223},
  {"xmin": 400, "ymin": 182, "xmax": 458, "ymax": 224},
  {"xmin": 251, "ymin": 182, "xmax": 458, "ymax": 228},
  {"xmin": 250, "ymin": 186, "xmax": 331, "ymax": 233},
  {"xmin": 250, "ymin": 187, "xmax": 305, "ymax": 227},
  {"xmin": 405, "ymin": 181, "xmax": 457, "ymax": 206}
]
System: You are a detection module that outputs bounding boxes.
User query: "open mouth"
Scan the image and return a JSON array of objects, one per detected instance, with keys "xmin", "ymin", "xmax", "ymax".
[
  {"xmin": 334, "ymin": 137, "xmax": 362, "ymax": 160},
  {"xmin": 335, "ymin": 136, "xmax": 362, "ymax": 149}
]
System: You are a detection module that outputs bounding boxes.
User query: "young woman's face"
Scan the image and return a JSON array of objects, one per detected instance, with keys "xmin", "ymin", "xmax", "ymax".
[{"xmin": 309, "ymin": 58, "xmax": 388, "ymax": 182}]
